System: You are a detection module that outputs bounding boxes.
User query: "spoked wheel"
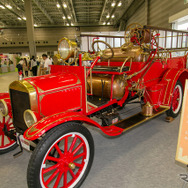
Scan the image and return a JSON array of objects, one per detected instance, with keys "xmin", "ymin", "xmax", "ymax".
[
  {"xmin": 27, "ymin": 123, "xmax": 94, "ymax": 188},
  {"xmin": 124, "ymin": 23, "xmax": 143, "ymax": 45},
  {"xmin": 166, "ymin": 80, "xmax": 183, "ymax": 118},
  {"xmin": 0, "ymin": 113, "xmax": 17, "ymax": 154}
]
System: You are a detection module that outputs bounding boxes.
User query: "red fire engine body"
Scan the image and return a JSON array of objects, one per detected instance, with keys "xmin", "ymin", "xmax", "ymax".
[{"xmin": 0, "ymin": 24, "xmax": 188, "ymax": 188}]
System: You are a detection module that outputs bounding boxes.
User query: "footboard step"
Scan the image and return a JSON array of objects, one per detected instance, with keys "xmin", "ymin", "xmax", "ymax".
[
  {"xmin": 113, "ymin": 107, "xmax": 169, "ymax": 132},
  {"xmin": 165, "ymin": 116, "xmax": 174, "ymax": 122}
]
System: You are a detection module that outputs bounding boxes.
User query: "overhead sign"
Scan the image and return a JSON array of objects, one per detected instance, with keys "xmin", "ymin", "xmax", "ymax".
[{"xmin": 176, "ymin": 79, "xmax": 188, "ymax": 165}]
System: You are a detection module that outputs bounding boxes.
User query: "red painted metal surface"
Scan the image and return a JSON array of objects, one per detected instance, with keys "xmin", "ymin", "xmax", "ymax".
[
  {"xmin": 0, "ymin": 93, "xmax": 9, "ymax": 100},
  {"xmin": 25, "ymin": 73, "xmax": 79, "ymax": 92},
  {"xmin": 24, "ymin": 111, "xmax": 124, "ymax": 140},
  {"xmin": 160, "ymin": 68, "xmax": 188, "ymax": 106},
  {"xmin": 24, "ymin": 66, "xmax": 87, "ymax": 117}
]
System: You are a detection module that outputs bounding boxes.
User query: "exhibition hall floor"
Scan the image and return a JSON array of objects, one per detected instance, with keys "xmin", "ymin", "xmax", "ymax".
[{"xmin": 0, "ymin": 72, "xmax": 187, "ymax": 188}]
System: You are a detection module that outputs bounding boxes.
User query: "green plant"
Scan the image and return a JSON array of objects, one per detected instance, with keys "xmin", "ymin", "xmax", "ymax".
[{"xmin": 15, "ymin": 56, "xmax": 21, "ymax": 64}]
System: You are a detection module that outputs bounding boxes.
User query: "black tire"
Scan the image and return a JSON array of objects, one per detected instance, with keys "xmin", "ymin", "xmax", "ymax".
[
  {"xmin": 0, "ymin": 114, "xmax": 18, "ymax": 155},
  {"xmin": 0, "ymin": 141, "xmax": 17, "ymax": 155},
  {"xmin": 27, "ymin": 122, "xmax": 94, "ymax": 188},
  {"xmin": 166, "ymin": 80, "xmax": 183, "ymax": 118}
]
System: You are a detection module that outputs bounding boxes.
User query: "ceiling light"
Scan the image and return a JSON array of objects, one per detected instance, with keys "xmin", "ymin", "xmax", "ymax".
[
  {"xmin": 18, "ymin": 17, "xmax": 22, "ymax": 20},
  {"xmin": 118, "ymin": 1, "xmax": 122, "ymax": 7},
  {"xmin": 106, "ymin": 15, "xmax": 110, "ymax": 18},
  {"xmin": 71, "ymin": 23, "xmax": 74, "ymax": 26},
  {"xmin": 34, "ymin": 24, "xmax": 37, "ymax": 27},
  {"xmin": 63, "ymin": 3, "xmax": 67, "ymax": 8},
  {"xmin": 56, "ymin": 3, "xmax": 60, "ymax": 8},
  {"xmin": 111, "ymin": 2, "xmax": 116, "ymax": 7},
  {"xmin": 107, "ymin": 22, "xmax": 110, "ymax": 25},
  {"xmin": 0, "ymin": 5, "xmax": 5, "ymax": 9},
  {"xmin": 23, "ymin": 17, "xmax": 26, "ymax": 20},
  {"xmin": 62, "ymin": 16, "xmax": 66, "ymax": 19},
  {"xmin": 103, "ymin": 22, "xmax": 106, "ymax": 25},
  {"xmin": 66, "ymin": 23, "xmax": 69, "ymax": 26},
  {"xmin": 111, "ymin": 15, "xmax": 115, "ymax": 18},
  {"xmin": 68, "ymin": 16, "xmax": 71, "ymax": 19},
  {"xmin": 6, "ymin": 5, "xmax": 12, "ymax": 9}
]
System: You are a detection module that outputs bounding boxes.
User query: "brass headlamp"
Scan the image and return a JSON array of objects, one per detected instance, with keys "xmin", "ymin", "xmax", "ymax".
[
  {"xmin": 58, "ymin": 37, "xmax": 77, "ymax": 60},
  {"xmin": 0, "ymin": 99, "xmax": 8, "ymax": 116},
  {"xmin": 24, "ymin": 109, "xmax": 37, "ymax": 128}
]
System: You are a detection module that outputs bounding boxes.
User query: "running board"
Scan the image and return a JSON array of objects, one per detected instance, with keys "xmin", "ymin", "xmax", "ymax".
[{"xmin": 114, "ymin": 107, "xmax": 169, "ymax": 132}]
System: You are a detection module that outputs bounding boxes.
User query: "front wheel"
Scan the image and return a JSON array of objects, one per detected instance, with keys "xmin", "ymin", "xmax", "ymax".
[
  {"xmin": 0, "ymin": 113, "xmax": 17, "ymax": 154},
  {"xmin": 166, "ymin": 80, "xmax": 183, "ymax": 118},
  {"xmin": 27, "ymin": 123, "xmax": 94, "ymax": 188}
]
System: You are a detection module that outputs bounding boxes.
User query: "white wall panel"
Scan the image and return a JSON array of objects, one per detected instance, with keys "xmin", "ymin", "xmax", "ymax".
[{"xmin": 126, "ymin": 0, "xmax": 188, "ymax": 28}]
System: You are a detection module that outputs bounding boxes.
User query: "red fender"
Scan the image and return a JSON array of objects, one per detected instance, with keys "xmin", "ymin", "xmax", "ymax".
[
  {"xmin": 160, "ymin": 68, "xmax": 188, "ymax": 106},
  {"xmin": 24, "ymin": 111, "xmax": 124, "ymax": 140},
  {"xmin": 0, "ymin": 93, "xmax": 9, "ymax": 100}
]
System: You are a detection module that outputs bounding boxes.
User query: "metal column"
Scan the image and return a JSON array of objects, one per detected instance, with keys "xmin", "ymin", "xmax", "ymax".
[
  {"xmin": 24, "ymin": 0, "xmax": 36, "ymax": 57},
  {"xmin": 145, "ymin": 0, "xmax": 149, "ymax": 25}
]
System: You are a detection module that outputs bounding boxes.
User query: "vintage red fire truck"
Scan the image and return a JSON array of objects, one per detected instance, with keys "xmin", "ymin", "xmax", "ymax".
[{"xmin": 0, "ymin": 23, "xmax": 188, "ymax": 188}]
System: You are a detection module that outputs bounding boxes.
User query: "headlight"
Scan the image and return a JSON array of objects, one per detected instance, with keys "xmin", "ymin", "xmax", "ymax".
[
  {"xmin": 24, "ymin": 109, "xmax": 37, "ymax": 128},
  {"xmin": 58, "ymin": 37, "xmax": 77, "ymax": 60},
  {"xmin": 0, "ymin": 99, "xmax": 8, "ymax": 116}
]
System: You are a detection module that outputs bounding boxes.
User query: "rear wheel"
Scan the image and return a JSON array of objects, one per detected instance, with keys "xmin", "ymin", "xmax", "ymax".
[
  {"xmin": 0, "ymin": 113, "xmax": 17, "ymax": 154},
  {"xmin": 166, "ymin": 80, "xmax": 183, "ymax": 118},
  {"xmin": 27, "ymin": 123, "xmax": 94, "ymax": 188}
]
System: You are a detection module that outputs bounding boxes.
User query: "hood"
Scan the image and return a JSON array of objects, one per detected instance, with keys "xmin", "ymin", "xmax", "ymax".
[{"xmin": 25, "ymin": 73, "xmax": 80, "ymax": 92}]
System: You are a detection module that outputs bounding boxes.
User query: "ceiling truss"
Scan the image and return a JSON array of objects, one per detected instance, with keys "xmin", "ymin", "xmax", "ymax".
[{"xmin": 0, "ymin": 0, "xmax": 129, "ymax": 28}]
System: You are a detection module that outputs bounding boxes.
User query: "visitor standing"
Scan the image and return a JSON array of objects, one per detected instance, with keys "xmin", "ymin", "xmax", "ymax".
[
  {"xmin": 30, "ymin": 56, "xmax": 37, "ymax": 76},
  {"xmin": 17, "ymin": 58, "xmax": 24, "ymax": 77}
]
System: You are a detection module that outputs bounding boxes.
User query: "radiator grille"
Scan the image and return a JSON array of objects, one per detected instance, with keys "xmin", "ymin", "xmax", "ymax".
[{"xmin": 10, "ymin": 89, "xmax": 30, "ymax": 132}]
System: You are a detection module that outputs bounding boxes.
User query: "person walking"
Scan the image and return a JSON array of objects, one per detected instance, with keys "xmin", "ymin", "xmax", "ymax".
[{"xmin": 17, "ymin": 58, "xmax": 24, "ymax": 77}]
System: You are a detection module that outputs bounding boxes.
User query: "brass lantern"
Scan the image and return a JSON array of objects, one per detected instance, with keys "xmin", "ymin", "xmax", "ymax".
[{"xmin": 58, "ymin": 37, "xmax": 77, "ymax": 60}]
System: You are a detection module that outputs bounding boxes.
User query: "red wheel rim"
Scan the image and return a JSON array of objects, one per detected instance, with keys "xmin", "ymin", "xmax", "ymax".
[
  {"xmin": 172, "ymin": 85, "xmax": 182, "ymax": 113},
  {"xmin": 40, "ymin": 132, "xmax": 89, "ymax": 188},
  {"xmin": 0, "ymin": 114, "xmax": 15, "ymax": 150}
]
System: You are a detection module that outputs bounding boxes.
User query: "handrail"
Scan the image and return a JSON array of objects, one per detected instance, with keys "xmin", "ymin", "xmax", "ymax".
[
  {"xmin": 120, "ymin": 56, "xmax": 131, "ymax": 72},
  {"xmin": 86, "ymin": 56, "xmax": 100, "ymax": 77},
  {"xmin": 86, "ymin": 56, "xmax": 100, "ymax": 95}
]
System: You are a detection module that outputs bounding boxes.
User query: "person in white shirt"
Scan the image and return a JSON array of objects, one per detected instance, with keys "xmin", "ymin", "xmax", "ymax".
[{"xmin": 40, "ymin": 54, "xmax": 52, "ymax": 75}]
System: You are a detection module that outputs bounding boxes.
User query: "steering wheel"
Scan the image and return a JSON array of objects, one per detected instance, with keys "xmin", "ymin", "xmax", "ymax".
[
  {"xmin": 124, "ymin": 23, "xmax": 143, "ymax": 45},
  {"xmin": 92, "ymin": 40, "xmax": 114, "ymax": 59}
]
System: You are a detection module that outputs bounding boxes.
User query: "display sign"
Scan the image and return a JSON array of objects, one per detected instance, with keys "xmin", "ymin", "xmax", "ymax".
[{"xmin": 176, "ymin": 79, "xmax": 188, "ymax": 165}]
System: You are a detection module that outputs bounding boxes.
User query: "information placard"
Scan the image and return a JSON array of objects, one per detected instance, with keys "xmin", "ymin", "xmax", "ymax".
[{"xmin": 176, "ymin": 79, "xmax": 188, "ymax": 165}]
